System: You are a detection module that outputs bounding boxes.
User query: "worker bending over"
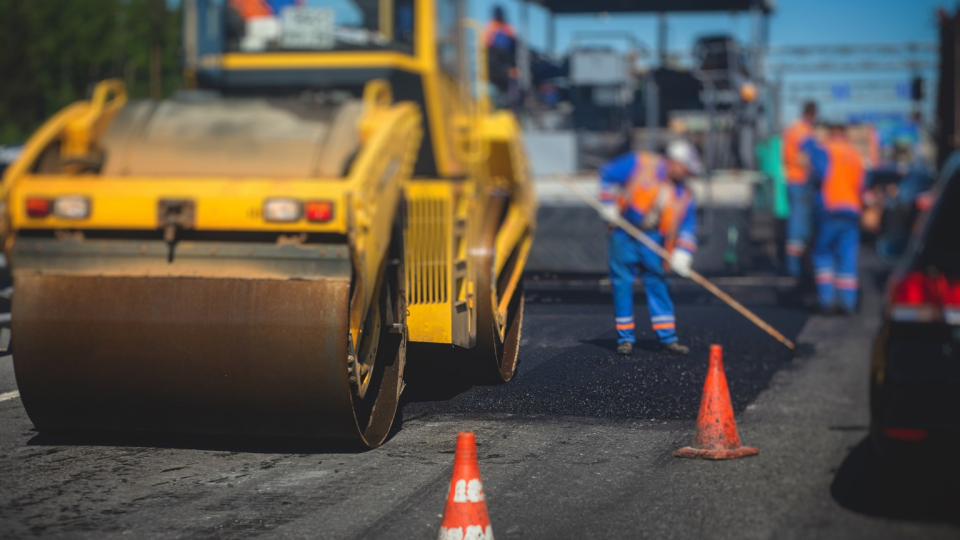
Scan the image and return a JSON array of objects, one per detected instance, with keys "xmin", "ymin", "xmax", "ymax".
[
  {"xmin": 599, "ymin": 141, "xmax": 703, "ymax": 356},
  {"xmin": 783, "ymin": 101, "xmax": 818, "ymax": 278},
  {"xmin": 802, "ymin": 123, "xmax": 866, "ymax": 315}
]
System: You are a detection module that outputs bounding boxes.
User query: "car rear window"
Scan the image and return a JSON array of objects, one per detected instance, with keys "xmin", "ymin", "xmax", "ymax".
[{"xmin": 920, "ymin": 169, "xmax": 960, "ymax": 273}]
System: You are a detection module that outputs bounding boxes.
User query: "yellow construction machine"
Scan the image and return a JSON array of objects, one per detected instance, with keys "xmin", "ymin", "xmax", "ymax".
[{"xmin": 1, "ymin": 0, "xmax": 535, "ymax": 447}]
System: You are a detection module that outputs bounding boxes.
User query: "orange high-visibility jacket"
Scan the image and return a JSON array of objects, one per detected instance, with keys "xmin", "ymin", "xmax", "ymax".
[
  {"xmin": 783, "ymin": 119, "xmax": 814, "ymax": 185},
  {"xmin": 599, "ymin": 152, "xmax": 697, "ymax": 253},
  {"xmin": 803, "ymin": 138, "xmax": 866, "ymax": 215}
]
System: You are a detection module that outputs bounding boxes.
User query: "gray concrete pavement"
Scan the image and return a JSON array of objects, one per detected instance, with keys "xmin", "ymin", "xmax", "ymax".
[{"xmin": 0, "ymin": 260, "xmax": 957, "ymax": 539}]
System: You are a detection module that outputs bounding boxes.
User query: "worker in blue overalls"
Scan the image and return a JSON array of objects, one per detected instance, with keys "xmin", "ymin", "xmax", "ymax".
[
  {"xmin": 599, "ymin": 140, "xmax": 703, "ymax": 356},
  {"xmin": 802, "ymin": 123, "xmax": 866, "ymax": 315},
  {"xmin": 782, "ymin": 101, "xmax": 818, "ymax": 278}
]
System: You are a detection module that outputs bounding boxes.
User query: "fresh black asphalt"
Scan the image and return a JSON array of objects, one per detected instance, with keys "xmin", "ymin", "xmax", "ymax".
[{"xmin": 0, "ymin": 253, "xmax": 958, "ymax": 538}]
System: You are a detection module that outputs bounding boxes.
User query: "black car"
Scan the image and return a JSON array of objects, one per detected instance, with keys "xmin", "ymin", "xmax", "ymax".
[{"xmin": 870, "ymin": 152, "xmax": 960, "ymax": 461}]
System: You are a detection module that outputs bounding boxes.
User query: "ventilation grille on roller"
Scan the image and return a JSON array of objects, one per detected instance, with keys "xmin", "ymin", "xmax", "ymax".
[{"xmin": 405, "ymin": 198, "xmax": 449, "ymax": 305}]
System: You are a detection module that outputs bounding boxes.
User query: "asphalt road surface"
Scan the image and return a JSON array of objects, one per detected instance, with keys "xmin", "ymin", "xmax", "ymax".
[{"xmin": 1, "ymin": 258, "xmax": 959, "ymax": 539}]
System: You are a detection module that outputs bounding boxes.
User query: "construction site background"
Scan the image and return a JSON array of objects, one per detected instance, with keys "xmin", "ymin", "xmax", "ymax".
[{"xmin": 0, "ymin": 0, "xmax": 182, "ymax": 144}]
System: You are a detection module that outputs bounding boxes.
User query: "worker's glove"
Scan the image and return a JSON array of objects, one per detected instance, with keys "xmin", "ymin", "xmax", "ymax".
[
  {"xmin": 670, "ymin": 249, "xmax": 693, "ymax": 277},
  {"xmin": 600, "ymin": 204, "xmax": 621, "ymax": 227}
]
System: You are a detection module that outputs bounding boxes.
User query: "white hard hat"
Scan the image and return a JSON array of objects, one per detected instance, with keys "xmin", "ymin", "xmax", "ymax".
[{"xmin": 666, "ymin": 139, "xmax": 704, "ymax": 176}]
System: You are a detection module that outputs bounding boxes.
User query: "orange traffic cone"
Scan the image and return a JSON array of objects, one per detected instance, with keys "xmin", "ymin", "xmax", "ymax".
[
  {"xmin": 673, "ymin": 344, "xmax": 759, "ymax": 460},
  {"xmin": 438, "ymin": 432, "xmax": 494, "ymax": 540}
]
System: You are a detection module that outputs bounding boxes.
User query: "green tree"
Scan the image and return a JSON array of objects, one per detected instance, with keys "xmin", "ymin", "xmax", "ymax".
[{"xmin": 0, "ymin": 0, "xmax": 182, "ymax": 144}]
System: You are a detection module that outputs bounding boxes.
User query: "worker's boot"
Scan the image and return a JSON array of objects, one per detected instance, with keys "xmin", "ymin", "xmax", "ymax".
[
  {"xmin": 659, "ymin": 342, "xmax": 690, "ymax": 355},
  {"xmin": 616, "ymin": 342, "xmax": 634, "ymax": 356}
]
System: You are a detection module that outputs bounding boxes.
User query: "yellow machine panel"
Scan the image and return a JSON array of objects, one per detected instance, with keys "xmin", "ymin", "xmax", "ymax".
[{"xmin": 404, "ymin": 181, "xmax": 473, "ymax": 347}]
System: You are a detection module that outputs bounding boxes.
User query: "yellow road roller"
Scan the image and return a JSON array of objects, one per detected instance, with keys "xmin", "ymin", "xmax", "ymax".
[{"xmin": 1, "ymin": 0, "xmax": 535, "ymax": 447}]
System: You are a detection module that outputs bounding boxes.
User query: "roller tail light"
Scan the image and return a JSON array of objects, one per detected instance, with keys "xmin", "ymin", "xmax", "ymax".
[
  {"xmin": 25, "ymin": 198, "xmax": 52, "ymax": 218},
  {"xmin": 305, "ymin": 201, "xmax": 334, "ymax": 223},
  {"xmin": 263, "ymin": 199, "xmax": 335, "ymax": 224},
  {"xmin": 26, "ymin": 196, "xmax": 90, "ymax": 220}
]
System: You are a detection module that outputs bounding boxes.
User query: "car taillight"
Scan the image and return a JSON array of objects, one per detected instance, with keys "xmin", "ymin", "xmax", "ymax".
[
  {"xmin": 305, "ymin": 201, "xmax": 334, "ymax": 223},
  {"xmin": 946, "ymin": 279, "xmax": 960, "ymax": 325},
  {"xmin": 946, "ymin": 279, "xmax": 960, "ymax": 305},
  {"xmin": 263, "ymin": 198, "xmax": 302, "ymax": 223},
  {"xmin": 890, "ymin": 271, "xmax": 960, "ymax": 324},
  {"xmin": 26, "ymin": 198, "xmax": 51, "ymax": 218},
  {"xmin": 883, "ymin": 427, "xmax": 929, "ymax": 441}
]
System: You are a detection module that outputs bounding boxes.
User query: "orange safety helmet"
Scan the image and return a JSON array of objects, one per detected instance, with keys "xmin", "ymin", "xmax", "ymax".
[{"xmin": 739, "ymin": 81, "xmax": 758, "ymax": 103}]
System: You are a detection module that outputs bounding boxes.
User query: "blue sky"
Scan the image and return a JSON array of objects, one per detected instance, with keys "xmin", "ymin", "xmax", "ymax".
[{"xmin": 468, "ymin": 0, "xmax": 956, "ymax": 122}]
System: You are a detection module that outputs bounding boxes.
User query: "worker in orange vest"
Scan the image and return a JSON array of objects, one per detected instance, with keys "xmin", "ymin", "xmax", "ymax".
[
  {"xmin": 599, "ymin": 140, "xmax": 703, "ymax": 356},
  {"xmin": 802, "ymin": 123, "xmax": 866, "ymax": 314},
  {"xmin": 229, "ymin": 0, "xmax": 273, "ymax": 19},
  {"xmin": 782, "ymin": 101, "xmax": 818, "ymax": 278},
  {"xmin": 484, "ymin": 6, "xmax": 518, "ymax": 109}
]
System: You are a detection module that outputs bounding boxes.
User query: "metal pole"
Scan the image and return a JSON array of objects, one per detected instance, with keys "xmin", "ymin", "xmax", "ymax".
[
  {"xmin": 547, "ymin": 12, "xmax": 556, "ymax": 56},
  {"xmin": 651, "ymin": 13, "xmax": 667, "ymax": 152},
  {"xmin": 518, "ymin": 1, "xmax": 531, "ymax": 94},
  {"xmin": 745, "ymin": 3, "xmax": 763, "ymax": 153},
  {"xmin": 703, "ymin": 78, "xmax": 716, "ymax": 228},
  {"xmin": 774, "ymin": 72, "xmax": 783, "ymax": 131},
  {"xmin": 657, "ymin": 13, "xmax": 668, "ymax": 67},
  {"xmin": 750, "ymin": 4, "xmax": 763, "ymax": 80},
  {"xmin": 760, "ymin": 12, "xmax": 771, "ymax": 138},
  {"xmin": 645, "ymin": 72, "xmax": 659, "ymax": 152},
  {"xmin": 704, "ymin": 81, "xmax": 716, "ymax": 171}
]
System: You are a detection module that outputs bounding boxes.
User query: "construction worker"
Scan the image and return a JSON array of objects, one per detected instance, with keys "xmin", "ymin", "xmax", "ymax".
[
  {"xmin": 782, "ymin": 101, "xmax": 818, "ymax": 278},
  {"xmin": 802, "ymin": 123, "xmax": 866, "ymax": 315},
  {"xmin": 599, "ymin": 141, "xmax": 703, "ymax": 356},
  {"xmin": 484, "ymin": 6, "xmax": 518, "ymax": 109},
  {"xmin": 229, "ymin": 0, "xmax": 302, "ymax": 19}
]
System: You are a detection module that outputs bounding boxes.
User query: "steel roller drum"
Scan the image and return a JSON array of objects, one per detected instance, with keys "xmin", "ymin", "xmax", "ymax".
[{"xmin": 11, "ymin": 238, "xmax": 402, "ymax": 446}]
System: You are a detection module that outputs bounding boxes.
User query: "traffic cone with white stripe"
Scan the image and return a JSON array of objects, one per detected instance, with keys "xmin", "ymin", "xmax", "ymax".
[
  {"xmin": 673, "ymin": 344, "xmax": 759, "ymax": 460},
  {"xmin": 438, "ymin": 432, "xmax": 494, "ymax": 540}
]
